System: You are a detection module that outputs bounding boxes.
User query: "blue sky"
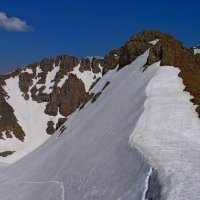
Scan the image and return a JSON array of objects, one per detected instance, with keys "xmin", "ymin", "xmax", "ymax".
[{"xmin": 0, "ymin": 0, "xmax": 199, "ymax": 73}]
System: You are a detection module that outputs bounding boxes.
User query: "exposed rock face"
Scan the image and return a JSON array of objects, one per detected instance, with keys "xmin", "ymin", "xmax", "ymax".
[
  {"xmin": 19, "ymin": 72, "xmax": 33, "ymax": 95},
  {"xmin": 59, "ymin": 74, "xmax": 88, "ymax": 116},
  {"xmin": 91, "ymin": 57, "xmax": 103, "ymax": 73},
  {"xmin": 46, "ymin": 121, "xmax": 55, "ymax": 135},
  {"xmin": 80, "ymin": 58, "xmax": 91, "ymax": 72},
  {"xmin": 57, "ymin": 55, "xmax": 79, "ymax": 72},
  {"xmin": 0, "ymin": 74, "xmax": 25, "ymax": 142},
  {"xmin": 79, "ymin": 57, "xmax": 103, "ymax": 73},
  {"xmin": 0, "ymin": 151, "xmax": 15, "ymax": 157},
  {"xmin": 102, "ymin": 30, "xmax": 189, "ymax": 71},
  {"xmin": 0, "ymin": 30, "xmax": 199, "ymax": 158},
  {"xmin": 56, "ymin": 118, "xmax": 67, "ymax": 130}
]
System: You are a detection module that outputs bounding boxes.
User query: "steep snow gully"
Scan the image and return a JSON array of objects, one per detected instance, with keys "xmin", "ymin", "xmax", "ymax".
[{"xmin": 0, "ymin": 49, "xmax": 199, "ymax": 199}]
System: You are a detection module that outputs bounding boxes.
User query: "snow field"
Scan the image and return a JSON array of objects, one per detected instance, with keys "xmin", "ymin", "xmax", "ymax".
[{"xmin": 130, "ymin": 66, "xmax": 200, "ymax": 199}]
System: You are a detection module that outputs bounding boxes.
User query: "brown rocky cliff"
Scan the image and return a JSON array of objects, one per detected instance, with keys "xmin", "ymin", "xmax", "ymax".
[{"xmin": 59, "ymin": 73, "xmax": 88, "ymax": 116}]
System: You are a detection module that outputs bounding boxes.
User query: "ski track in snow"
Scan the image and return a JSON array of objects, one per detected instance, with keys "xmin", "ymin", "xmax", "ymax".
[{"xmin": 3, "ymin": 181, "xmax": 65, "ymax": 200}]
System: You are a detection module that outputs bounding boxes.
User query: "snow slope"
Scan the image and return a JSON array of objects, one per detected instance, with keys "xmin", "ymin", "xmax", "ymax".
[
  {"xmin": 72, "ymin": 63, "xmax": 102, "ymax": 92},
  {"xmin": 148, "ymin": 39, "xmax": 159, "ymax": 45},
  {"xmin": 1, "ymin": 75, "xmax": 64, "ymax": 163},
  {"xmin": 194, "ymin": 47, "xmax": 200, "ymax": 55},
  {"xmin": 130, "ymin": 66, "xmax": 200, "ymax": 199},
  {"xmin": 0, "ymin": 51, "xmax": 160, "ymax": 200},
  {"xmin": 42, "ymin": 64, "xmax": 60, "ymax": 94}
]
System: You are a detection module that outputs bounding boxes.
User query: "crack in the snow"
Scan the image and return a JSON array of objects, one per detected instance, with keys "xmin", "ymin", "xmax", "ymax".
[{"xmin": 142, "ymin": 167, "xmax": 152, "ymax": 200}]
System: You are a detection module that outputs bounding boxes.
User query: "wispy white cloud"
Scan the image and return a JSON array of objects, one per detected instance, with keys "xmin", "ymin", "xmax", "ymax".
[{"xmin": 0, "ymin": 12, "xmax": 33, "ymax": 32}]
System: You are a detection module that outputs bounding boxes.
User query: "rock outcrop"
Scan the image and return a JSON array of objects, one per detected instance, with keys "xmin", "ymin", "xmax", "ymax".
[{"xmin": 0, "ymin": 73, "xmax": 25, "ymax": 141}]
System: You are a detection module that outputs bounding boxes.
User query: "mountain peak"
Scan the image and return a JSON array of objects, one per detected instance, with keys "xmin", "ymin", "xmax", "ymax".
[{"xmin": 102, "ymin": 30, "xmax": 191, "ymax": 73}]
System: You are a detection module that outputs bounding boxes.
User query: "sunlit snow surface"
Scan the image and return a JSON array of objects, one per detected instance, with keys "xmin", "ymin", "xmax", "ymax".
[
  {"xmin": 148, "ymin": 39, "xmax": 159, "ymax": 45},
  {"xmin": 57, "ymin": 75, "xmax": 68, "ymax": 88},
  {"xmin": 0, "ymin": 51, "xmax": 160, "ymax": 200},
  {"xmin": 72, "ymin": 63, "xmax": 102, "ymax": 92},
  {"xmin": 22, "ymin": 68, "xmax": 33, "ymax": 74},
  {"xmin": 43, "ymin": 65, "xmax": 60, "ymax": 94},
  {"xmin": 194, "ymin": 48, "xmax": 200, "ymax": 55},
  {"xmin": 130, "ymin": 66, "xmax": 200, "ymax": 199}
]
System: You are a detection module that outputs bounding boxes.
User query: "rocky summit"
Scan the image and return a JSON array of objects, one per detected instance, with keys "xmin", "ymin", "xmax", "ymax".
[{"xmin": 0, "ymin": 30, "xmax": 200, "ymax": 200}]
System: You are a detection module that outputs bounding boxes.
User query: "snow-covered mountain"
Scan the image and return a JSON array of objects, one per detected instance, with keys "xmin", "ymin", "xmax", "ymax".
[{"xmin": 0, "ymin": 30, "xmax": 200, "ymax": 199}]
